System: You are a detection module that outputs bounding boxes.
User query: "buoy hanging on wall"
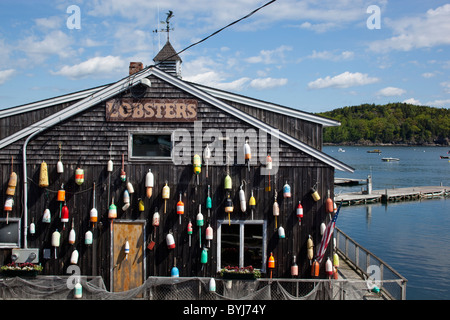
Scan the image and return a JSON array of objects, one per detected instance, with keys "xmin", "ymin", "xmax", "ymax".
[
  {"xmin": 52, "ymin": 229, "xmax": 61, "ymax": 259},
  {"xmin": 224, "ymin": 194, "xmax": 233, "ymax": 226},
  {"xmin": 6, "ymin": 171, "xmax": 17, "ymax": 196},
  {"xmin": 265, "ymin": 155, "xmax": 272, "ymax": 192},
  {"xmin": 122, "ymin": 189, "xmax": 130, "ymax": 211},
  {"xmin": 75, "ymin": 168, "xmax": 84, "ymax": 186},
  {"xmin": 278, "ymin": 226, "xmax": 285, "ymax": 239},
  {"xmin": 206, "ymin": 185, "xmax": 212, "ymax": 217},
  {"xmin": 311, "ymin": 259, "xmax": 319, "ymax": 277},
  {"xmin": 244, "ymin": 139, "xmax": 251, "ymax": 171},
  {"xmin": 187, "ymin": 220, "xmax": 193, "ymax": 247},
  {"xmin": 206, "ymin": 224, "xmax": 213, "ymax": 248},
  {"xmin": 85, "ymin": 230, "xmax": 93, "ymax": 245},
  {"xmin": 39, "ymin": 161, "xmax": 49, "ymax": 188},
  {"xmin": 120, "ymin": 154, "xmax": 126, "ymax": 182},
  {"xmin": 43, "ymin": 208, "xmax": 51, "ymax": 224},
  {"xmin": 90, "ymin": 182, "xmax": 98, "ymax": 228},
  {"xmin": 61, "ymin": 203, "xmax": 69, "ymax": 230},
  {"xmin": 283, "ymin": 182, "xmax": 291, "ymax": 198},
  {"xmin": 4, "ymin": 197, "xmax": 13, "ymax": 223},
  {"xmin": 145, "ymin": 169, "xmax": 154, "ymax": 198},
  {"xmin": 197, "ymin": 205, "xmax": 204, "ymax": 248},
  {"xmin": 307, "ymin": 235, "xmax": 314, "ymax": 265},
  {"xmin": 326, "ymin": 191, "xmax": 334, "ymax": 214},
  {"xmin": 193, "ymin": 154, "xmax": 201, "ymax": 185},
  {"xmin": 57, "ymin": 143, "xmax": 64, "ymax": 174},
  {"xmin": 162, "ymin": 182, "xmax": 170, "ymax": 214},
  {"xmin": 204, "ymin": 144, "xmax": 211, "ymax": 178},
  {"xmin": 291, "ymin": 255, "xmax": 298, "ymax": 277},
  {"xmin": 268, "ymin": 252, "xmax": 275, "ymax": 279},
  {"xmin": 249, "ymin": 190, "xmax": 256, "ymax": 220},
  {"xmin": 68, "ymin": 219, "xmax": 76, "ymax": 244},
  {"xmin": 29, "ymin": 218, "xmax": 36, "ymax": 235},
  {"xmin": 239, "ymin": 183, "xmax": 246, "ymax": 213},
  {"xmin": 70, "ymin": 249, "xmax": 79, "ymax": 265},
  {"xmin": 176, "ymin": 193, "xmax": 184, "ymax": 225},
  {"xmin": 325, "ymin": 258, "xmax": 333, "ymax": 279},
  {"xmin": 296, "ymin": 201, "xmax": 303, "ymax": 225},
  {"xmin": 108, "ymin": 197, "xmax": 117, "ymax": 220},
  {"xmin": 166, "ymin": 232, "xmax": 175, "ymax": 249},
  {"xmin": 124, "ymin": 240, "xmax": 130, "ymax": 260},
  {"xmin": 273, "ymin": 193, "xmax": 279, "ymax": 229},
  {"xmin": 310, "ymin": 184, "xmax": 320, "ymax": 202}
]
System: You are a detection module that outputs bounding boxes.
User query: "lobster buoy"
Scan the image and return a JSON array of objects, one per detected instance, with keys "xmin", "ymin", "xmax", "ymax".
[
  {"xmin": 4, "ymin": 197, "xmax": 13, "ymax": 211},
  {"xmin": 206, "ymin": 185, "xmax": 212, "ymax": 217},
  {"xmin": 52, "ymin": 229, "xmax": 61, "ymax": 258},
  {"xmin": 108, "ymin": 197, "xmax": 117, "ymax": 220},
  {"xmin": 278, "ymin": 226, "xmax": 285, "ymax": 239},
  {"xmin": 90, "ymin": 183, "xmax": 98, "ymax": 227},
  {"xmin": 57, "ymin": 160, "xmax": 64, "ymax": 174},
  {"xmin": 57, "ymin": 185, "xmax": 65, "ymax": 202},
  {"xmin": 326, "ymin": 195, "xmax": 334, "ymax": 214},
  {"xmin": 138, "ymin": 199, "xmax": 144, "ymax": 212},
  {"xmin": 310, "ymin": 185, "xmax": 320, "ymax": 202},
  {"xmin": 206, "ymin": 224, "xmax": 213, "ymax": 248},
  {"xmin": 166, "ymin": 232, "xmax": 175, "ymax": 249},
  {"xmin": 249, "ymin": 190, "xmax": 256, "ymax": 220},
  {"xmin": 162, "ymin": 183, "xmax": 170, "ymax": 214},
  {"xmin": 239, "ymin": 184, "xmax": 246, "ymax": 213},
  {"xmin": 244, "ymin": 139, "xmax": 251, "ymax": 171},
  {"xmin": 177, "ymin": 193, "xmax": 184, "ymax": 225},
  {"xmin": 197, "ymin": 205, "xmax": 204, "ymax": 248},
  {"xmin": 325, "ymin": 258, "xmax": 333, "ymax": 278},
  {"xmin": 43, "ymin": 208, "xmax": 51, "ymax": 223},
  {"xmin": 68, "ymin": 220, "xmax": 76, "ymax": 244},
  {"xmin": 126, "ymin": 180, "xmax": 134, "ymax": 194},
  {"xmin": 85, "ymin": 230, "xmax": 93, "ymax": 245},
  {"xmin": 145, "ymin": 169, "xmax": 154, "ymax": 198},
  {"xmin": 333, "ymin": 252, "xmax": 340, "ymax": 268},
  {"xmin": 312, "ymin": 259, "xmax": 320, "ymax": 277},
  {"xmin": 61, "ymin": 203, "xmax": 69, "ymax": 230},
  {"xmin": 39, "ymin": 161, "xmax": 49, "ymax": 188},
  {"xmin": 70, "ymin": 249, "xmax": 79, "ymax": 265},
  {"xmin": 107, "ymin": 159, "xmax": 113, "ymax": 172},
  {"xmin": 152, "ymin": 208, "xmax": 160, "ymax": 227},
  {"xmin": 283, "ymin": 182, "xmax": 291, "ymax": 198},
  {"xmin": 273, "ymin": 196, "xmax": 279, "ymax": 229},
  {"xmin": 6, "ymin": 172, "xmax": 17, "ymax": 196},
  {"xmin": 333, "ymin": 266, "xmax": 339, "ymax": 280},
  {"xmin": 187, "ymin": 220, "xmax": 193, "ymax": 247},
  {"xmin": 120, "ymin": 154, "xmax": 126, "ymax": 182},
  {"xmin": 224, "ymin": 194, "xmax": 233, "ymax": 225},
  {"xmin": 193, "ymin": 154, "xmax": 201, "ymax": 184},
  {"xmin": 291, "ymin": 255, "xmax": 298, "ymax": 277},
  {"xmin": 265, "ymin": 155, "xmax": 272, "ymax": 191},
  {"xmin": 296, "ymin": 201, "xmax": 303, "ymax": 225},
  {"xmin": 122, "ymin": 189, "xmax": 130, "ymax": 211},
  {"xmin": 320, "ymin": 222, "xmax": 326, "ymax": 236},
  {"xmin": 307, "ymin": 235, "xmax": 314, "ymax": 264},
  {"xmin": 75, "ymin": 168, "xmax": 84, "ymax": 186},
  {"xmin": 224, "ymin": 174, "xmax": 232, "ymax": 191},
  {"xmin": 74, "ymin": 281, "xmax": 82, "ymax": 299},
  {"xmin": 29, "ymin": 219, "xmax": 36, "ymax": 235},
  {"xmin": 209, "ymin": 278, "xmax": 216, "ymax": 292},
  {"xmin": 204, "ymin": 144, "xmax": 211, "ymax": 178},
  {"xmin": 124, "ymin": 240, "xmax": 130, "ymax": 260},
  {"xmin": 268, "ymin": 252, "xmax": 275, "ymax": 279},
  {"xmin": 171, "ymin": 264, "xmax": 179, "ymax": 277},
  {"xmin": 201, "ymin": 248, "xmax": 208, "ymax": 264}
]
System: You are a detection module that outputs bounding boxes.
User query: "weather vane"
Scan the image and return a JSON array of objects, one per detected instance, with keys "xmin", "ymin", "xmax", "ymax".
[{"xmin": 153, "ymin": 10, "xmax": 174, "ymax": 41}]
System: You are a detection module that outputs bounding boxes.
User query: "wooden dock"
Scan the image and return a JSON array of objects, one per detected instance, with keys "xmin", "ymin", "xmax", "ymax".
[{"xmin": 335, "ymin": 186, "xmax": 449, "ymax": 206}]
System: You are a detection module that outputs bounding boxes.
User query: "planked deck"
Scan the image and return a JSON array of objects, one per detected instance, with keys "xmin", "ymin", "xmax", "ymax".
[{"xmin": 335, "ymin": 186, "xmax": 449, "ymax": 205}]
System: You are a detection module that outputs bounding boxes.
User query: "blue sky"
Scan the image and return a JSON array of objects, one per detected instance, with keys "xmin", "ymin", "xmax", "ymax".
[{"xmin": 0, "ymin": 0, "xmax": 449, "ymax": 113}]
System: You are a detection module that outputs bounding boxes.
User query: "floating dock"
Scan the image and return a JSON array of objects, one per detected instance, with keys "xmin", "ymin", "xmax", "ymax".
[{"xmin": 335, "ymin": 186, "xmax": 449, "ymax": 206}]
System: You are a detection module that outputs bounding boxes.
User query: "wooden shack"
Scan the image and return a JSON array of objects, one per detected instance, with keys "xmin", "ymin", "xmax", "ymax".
[{"xmin": 0, "ymin": 40, "xmax": 353, "ymax": 292}]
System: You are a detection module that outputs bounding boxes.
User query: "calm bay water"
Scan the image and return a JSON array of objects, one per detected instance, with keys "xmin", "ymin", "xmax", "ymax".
[{"xmin": 324, "ymin": 146, "xmax": 450, "ymax": 300}]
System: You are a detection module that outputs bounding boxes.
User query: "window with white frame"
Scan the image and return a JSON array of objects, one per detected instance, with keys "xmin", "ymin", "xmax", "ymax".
[{"xmin": 217, "ymin": 220, "xmax": 267, "ymax": 272}]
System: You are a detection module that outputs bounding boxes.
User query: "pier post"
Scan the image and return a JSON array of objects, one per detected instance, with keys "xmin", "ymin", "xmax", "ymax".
[{"xmin": 367, "ymin": 175, "xmax": 372, "ymax": 195}]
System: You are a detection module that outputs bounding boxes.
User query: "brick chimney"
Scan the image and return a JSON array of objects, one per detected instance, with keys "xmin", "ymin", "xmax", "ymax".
[{"xmin": 129, "ymin": 62, "xmax": 143, "ymax": 75}]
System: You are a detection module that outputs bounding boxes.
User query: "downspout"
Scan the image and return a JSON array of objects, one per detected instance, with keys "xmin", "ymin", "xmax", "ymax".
[{"xmin": 22, "ymin": 126, "xmax": 47, "ymax": 249}]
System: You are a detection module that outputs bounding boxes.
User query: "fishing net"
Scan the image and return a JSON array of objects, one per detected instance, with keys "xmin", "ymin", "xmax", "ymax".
[{"xmin": 0, "ymin": 276, "xmax": 391, "ymax": 300}]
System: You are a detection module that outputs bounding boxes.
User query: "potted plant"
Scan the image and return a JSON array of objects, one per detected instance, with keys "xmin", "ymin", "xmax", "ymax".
[
  {"xmin": 1, "ymin": 262, "xmax": 43, "ymax": 277},
  {"xmin": 218, "ymin": 265, "xmax": 261, "ymax": 280}
]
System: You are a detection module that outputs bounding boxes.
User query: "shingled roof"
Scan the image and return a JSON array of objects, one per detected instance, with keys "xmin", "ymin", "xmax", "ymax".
[{"xmin": 153, "ymin": 41, "xmax": 182, "ymax": 62}]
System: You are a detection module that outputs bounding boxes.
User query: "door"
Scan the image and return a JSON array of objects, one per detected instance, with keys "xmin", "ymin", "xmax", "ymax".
[{"xmin": 112, "ymin": 220, "xmax": 146, "ymax": 292}]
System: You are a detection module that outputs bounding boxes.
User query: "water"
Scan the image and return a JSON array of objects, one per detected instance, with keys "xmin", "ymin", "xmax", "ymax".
[{"xmin": 324, "ymin": 146, "xmax": 450, "ymax": 300}]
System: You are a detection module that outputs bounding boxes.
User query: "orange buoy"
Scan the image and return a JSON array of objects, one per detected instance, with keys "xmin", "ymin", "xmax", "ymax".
[
  {"xmin": 177, "ymin": 193, "xmax": 184, "ymax": 225},
  {"xmin": 57, "ymin": 184, "xmax": 65, "ymax": 202},
  {"xmin": 268, "ymin": 252, "xmax": 275, "ymax": 279},
  {"xmin": 312, "ymin": 259, "xmax": 319, "ymax": 277},
  {"xmin": 6, "ymin": 172, "xmax": 17, "ymax": 196},
  {"xmin": 326, "ymin": 191, "xmax": 334, "ymax": 213}
]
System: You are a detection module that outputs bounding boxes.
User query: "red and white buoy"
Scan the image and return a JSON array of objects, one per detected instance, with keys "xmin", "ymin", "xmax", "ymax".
[
  {"xmin": 325, "ymin": 258, "xmax": 333, "ymax": 279},
  {"xmin": 166, "ymin": 232, "xmax": 175, "ymax": 249},
  {"xmin": 205, "ymin": 224, "xmax": 213, "ymax": 248},
  {"xmin": 244, "ymin": 139, "xmax": 251, "ymax": 171},
  {"xmin": 61, "ymin": 203, "xmax": 69, "ymax": 230},
  {"xmin": 176, "ymin": 193, "xmax": 184, "ymax": 225},
  {"xmin": 296, "ymin": 201, "xmax": 303, "ymax": 225}
]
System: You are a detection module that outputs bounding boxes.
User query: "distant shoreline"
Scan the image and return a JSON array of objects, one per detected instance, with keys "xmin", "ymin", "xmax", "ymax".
[{"xmin": 323, "ymin": 142, "xmax": 449, "ymax": 147}]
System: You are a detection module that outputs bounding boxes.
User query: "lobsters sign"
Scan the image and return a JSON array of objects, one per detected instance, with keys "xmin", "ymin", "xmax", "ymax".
[{"xmin": 106, "ymin": 98, "xmax": 198, "ymax": 122}]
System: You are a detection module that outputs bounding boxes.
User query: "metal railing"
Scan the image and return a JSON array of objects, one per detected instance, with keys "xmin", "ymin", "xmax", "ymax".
[{"xmin": 335, "ymin": 227, "xmax": 408, "ymax": 300}]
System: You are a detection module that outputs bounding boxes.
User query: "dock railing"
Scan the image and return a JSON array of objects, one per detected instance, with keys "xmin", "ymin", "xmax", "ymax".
[{"xmin": 335, "ymin": 227, "xmax": 408, "ymax": 300}]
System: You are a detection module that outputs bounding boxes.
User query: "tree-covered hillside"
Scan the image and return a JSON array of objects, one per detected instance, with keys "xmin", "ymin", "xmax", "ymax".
[{"xmin": 317, "ymin": 103, "xmax": 450, "ymax": 145}]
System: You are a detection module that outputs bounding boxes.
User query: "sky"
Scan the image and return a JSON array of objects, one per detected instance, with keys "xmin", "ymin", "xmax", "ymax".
[{"xmin": 0, "ymin": 0, "xmax": 449, "ymax": 113}]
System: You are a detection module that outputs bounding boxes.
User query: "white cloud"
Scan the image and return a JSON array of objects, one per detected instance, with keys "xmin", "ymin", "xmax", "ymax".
[
  {"xmin": 369, "ymin": 4, "xmax": 450, "ymax": 52},
  {"xmin": 299, "ymin": 21, "xmax": 339, "ymax": 33},
  {"xmin": 52, "ymin": 56, "xmax": 127, "ymax": 79},
  {"xmin": 308, "ymin": 50, "xmax": 354, "ymax": 61},
  {"xmin": 0, "ymin": 69, "xmax": 15, "ymax": 85},
  {"xmin": 421, "ymin": 72, "xmax": 435, "ymax": 78},
  {"xmin": 403, "ymin": 98, "xmax": 422, "ymax": 105},
  {"xmin": 18, "ymin": 30, "xmax": 74, "ymax": 63},
  {"xmin": 308, "ymin": 71, "xmax": 379, "ymax": 89},
  {"xmin": 246, "ymin": 45, "xmax": 292, "ymax": 65},
  {"xmin": 426, "ymin": 99, "xmax": 450, "ymax": 107},
  {"xmin": 377, "ymin": 87, "xmax": 406, "ymax": 97},
  {"xmin": 250, "ymin": 77, "xmax": 288, "ymax": 90},
  {"xmin": 440, "ymin": 81, "xmax": 450, "ymax": 94}
]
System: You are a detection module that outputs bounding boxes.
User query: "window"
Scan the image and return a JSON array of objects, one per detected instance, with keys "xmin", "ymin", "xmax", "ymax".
[
  {"xmin": 0, "ymin": 218, "xmax": 21, "ymax": 248},
  {"xmin": 217, "ymin": 220, "xmax": 267, "ymax": 272},
  {"xmin": 129, "ymin": 132, "xmax": 172, "ymax": 160}
]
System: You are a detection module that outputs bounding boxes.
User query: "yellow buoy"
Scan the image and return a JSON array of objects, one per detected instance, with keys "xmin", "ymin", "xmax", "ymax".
[{"xmin": 39, "ymin": 161, "xmax": 49, "ymax": 188}]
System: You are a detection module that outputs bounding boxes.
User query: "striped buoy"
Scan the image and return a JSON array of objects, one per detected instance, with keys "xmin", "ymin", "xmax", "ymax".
[
  {"xmin": 166, "ymin": 232, "xmax": 175, "ymax": 249},
  {"xmin": 75, "ymin": 168, "xmax": 84, "ymax": 186}
]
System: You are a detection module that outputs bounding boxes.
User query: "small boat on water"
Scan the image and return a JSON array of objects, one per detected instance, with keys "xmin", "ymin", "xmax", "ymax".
[
  {"xmin": 367, "ymin": 149, "xmax": 382, "ymax": 154},
  {"xmin": 338, "ymin": 148, "xmax": 345, "ymax": 152},
  {"xmin": 440, "ymin": 155, "xmax": 450, "ymax": 159},
  {"xmin": 382, "ymin": 157, "xmax": 400, "ymax": 162}
]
